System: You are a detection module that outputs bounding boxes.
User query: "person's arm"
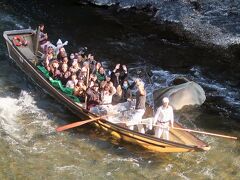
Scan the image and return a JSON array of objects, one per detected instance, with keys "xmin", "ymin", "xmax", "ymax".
[
  {"xmin": 138, "ymin": 87, "xmax": 145, "ymax": 96},
  {"xmin": 153, "ymin": 107, "xmax": 161, "ymax": 124},
  {"xmin": 113, "ymin": 64, "xmax": 120, "ymax": 73},
  {"xmin": 109, "ymin": 82, "xmax": 116, "ymax": 96},
  {"xmin": 170, "ymin": 106, "xmax": 174, "ymax": 128}
]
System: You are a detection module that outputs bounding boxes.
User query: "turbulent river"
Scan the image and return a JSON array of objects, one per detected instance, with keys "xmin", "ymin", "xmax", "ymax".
[{"xmin": 0, "ymin": 0, "xmax": 239, "ymax": 179}]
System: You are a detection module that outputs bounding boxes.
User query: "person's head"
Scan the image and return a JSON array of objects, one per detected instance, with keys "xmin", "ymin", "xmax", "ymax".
[
  {"xmin": 122, "ymin": 80, "xmax": 129, "ymax": 89},
  {"xmin": 52, "ymin": 60, "xmax": 59, "ymax": 68},
  {"xmin": 72, "ymin": 60, "xmax": 78, "ymax": 67},
  {"xmin": 59, "ymin": 47, "xmax": 65, "ymax": 53},
  {"xmin": 91, "ymin": 74, "xmax": 97, "ymax": 82},
  {"xmin": 135, "ymin": 79, "xmax": 144, "ymax": 89},
  {"xmin": 115, "ymin": 69, "xmax": 121, "ymax": 77},
  {"xmin": 99, "ymin": 67, "xmax": 105, "ymax": 75},
  {"xmin": 62, "ymin": 63, "xmax": 68, "ymax": 72},
  {"xmin": 106, "ymin": 75, "xmax": 111, "ymax": 82},
  {"xmin": 47, "ymin": 46, "xmax": 54, "ymax": 54},
  {"xmin": 71, "ymin": 73, "xmax": 77, "ymax": 81},
  {"xmin": 78, "ymin": 79, "xmax": 84, "ymax": 86},
  {"xmin": 104, "ymin": 84, "xmax": 110, "ymax": 92},
  {"xmin": 93, "ymin": 83, "xmax": 99, "ymax": 92},
  {"xmin": 70, "ymin": 53, "xmax": 75, "ymax": 60},
  {"xmin": 162, "ymin": 97, "xmax": 169, "ymax": 107},
  {"xmin": 62, "ymin": 57, "xmax": 68, "ymax": 64},
  {"xmin": 39, "ymin": 24, "xmax": 44, "ymax": 31}
]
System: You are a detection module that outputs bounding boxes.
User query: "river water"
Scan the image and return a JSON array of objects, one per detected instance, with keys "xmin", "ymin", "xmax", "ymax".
[{"xmin": 0, "ymin": 0, "xmax": 239, "ymax": 179}]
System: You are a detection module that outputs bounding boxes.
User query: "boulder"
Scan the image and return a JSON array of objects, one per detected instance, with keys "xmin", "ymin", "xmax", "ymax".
[{"xmin": 153, "ymin": 81, "xmax": 206, "ymax": 110}]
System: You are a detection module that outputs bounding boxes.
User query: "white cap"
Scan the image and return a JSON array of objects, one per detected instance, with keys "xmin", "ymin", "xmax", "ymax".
[
  {"xmin": 56, "ymin": 39, "xmax": 63, "ymax": 45},
  {"xmin": 162, "ymin": 97, "xmax": 169, "ymax": 103}
]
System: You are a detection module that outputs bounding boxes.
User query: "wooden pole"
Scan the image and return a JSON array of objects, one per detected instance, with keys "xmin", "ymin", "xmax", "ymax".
[
  {"xmin": 172, "ymin": 127, "xmax": 238, "ymax": 140},
  {"xmin": 84, "ymin": 65, "xmax": 90, "ymax": 109},
  {"xmin": 34, "ymin": 26, "xmax": 40, "ymax": 56}
]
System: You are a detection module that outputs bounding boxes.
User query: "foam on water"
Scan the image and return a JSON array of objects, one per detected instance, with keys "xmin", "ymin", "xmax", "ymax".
[{"xmin": 0, "ymin": 90, "xmax": 55, "ymax": 149}]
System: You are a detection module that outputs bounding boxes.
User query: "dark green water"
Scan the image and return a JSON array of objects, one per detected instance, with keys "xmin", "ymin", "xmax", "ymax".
[{"xmin": 0, "ymin": 0, "xmax": 239, "ymax": 179}]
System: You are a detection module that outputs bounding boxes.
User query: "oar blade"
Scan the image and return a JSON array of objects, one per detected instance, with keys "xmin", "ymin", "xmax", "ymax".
[{"xmin": 56, "ymin": 119, "xmax": 97, "ymax": 132}]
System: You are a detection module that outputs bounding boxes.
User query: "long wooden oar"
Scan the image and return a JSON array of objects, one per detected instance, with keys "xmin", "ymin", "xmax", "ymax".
[
  {"xmin": 172, "ymin": 127, "xmax": 238, "ymax": 140},
  {"xmin": 56, "ymin": 115, "xmax": 107, "ymax": 132}
]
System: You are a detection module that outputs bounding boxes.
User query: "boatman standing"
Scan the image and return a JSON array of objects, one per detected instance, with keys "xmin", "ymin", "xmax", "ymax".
[
  {"xmin": 127, "ymin": 79, "xmax": 146, "ymax": 134},
  {"xmin": 153, "ymin": 97, "xmax": 174, "ymax": 140}
]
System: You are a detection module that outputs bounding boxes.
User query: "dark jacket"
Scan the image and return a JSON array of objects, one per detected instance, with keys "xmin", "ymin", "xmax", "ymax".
[{"xmin": 111, "ymin": 71, "xmax": 128, "ymax": 88}]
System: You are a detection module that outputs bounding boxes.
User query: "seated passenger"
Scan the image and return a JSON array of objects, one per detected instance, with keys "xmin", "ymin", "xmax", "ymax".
[
  {"xmin": 57, "ymin": 47, "xmax": 67, "ymax": 62},
  {"xmin": 74, "ymin": 79, "xmax": 87, "ymax": 102},
  {"xmin": 80, "ymin": 64, "xmax": 89, "ymax": 80},
  {"xmin": 43, "ymin": 46, "xmax": 55, "ymax": 71},
  {"xmin": 88, "ymin": 74, "xmax": 98, "ymax": 88},
  {"xmin": 86, "ymin": 83, "xmax": 101, "ymax": 110},
  {"xmin": 55, "ymin": 39, "xmax": 68, "ymax": 55},
  {"xmin": 66, "ymin": 73, "xmax": 78, "ymax": 89},
  {"xmin": 96, "ymin": 66, "xmax": 106, "ymax": 83},
  {"xmin": 69, "ymin": 60, "xmax": 81, "ymax": 74},
  {"xmin": 59, "ymin": 63, "xmax": 71, "ymax": 85},
  {"xmin": 49, "ymin": 59, "xmax": 61, "ymax": 78},
  {"xmin": 60, "ymin": 56, "xmax": 69, "ymax": 65},
  {"xmin": 100, "ymin": 82, "xmax": 116, "ymax": 105},
  {"xmin": 111, "ymin": 64, "xmax": 128, "ymax": 88},
  {"xmin": 100, "ymin": 75, "xmax": 111, "ymax": 89}
]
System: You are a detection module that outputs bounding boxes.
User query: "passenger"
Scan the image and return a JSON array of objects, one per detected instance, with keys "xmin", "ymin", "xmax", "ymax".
[
  {"xmin": 112, "ymin": 85, "xmax": 123, "ymax": 105},
  {"xmin": 111, "ymin": 64, "xmax": 128, "ymax": 88},
  {"xmin": 39, "ymin": 24, "xmax": 50, "ymax": 49},
  {"xmin": 55, "ymin": 39, "xmax": 68, "ymax": 55},
  {"xmin": 69, "ymin": 60, "xmax": 81, "ymax": 74},
  {"xmin": 66, "ymin": 73, "xmax": 78, "ymax": 89},
  {"xmin": 86, "ymin": 83, "xmax": 101, "ymax": 110},
  {"xmin": 49, "ymin": 59, "xmax": 61, "ymax": 79},
  {"xmin": 59, "ymin": 63, "xmax": 71, "ymax": 85},
  {"xmin": 121, "ymin": 79, "xmax": 132, "ymax": 102},
  {"xmin": 96, "ymin": 66, "xmax": 106, "ymax": 83},
  {"xmin": 74, "ymin": 79, "xmax": 87, "ymax": 102},
  {"xmin": 57, "ymin": 47, "xmax": 67, "ymax": 62},
  {"xmin": 81, "ymin": 63, "xmax": 89, "ymax": 79},
  {"xmin": 100, "ymin": 82, "xmax": 116, "ymax": 105},
  {"xmin": 100, "ymin": 74, "xmax": 111, "ymax": 89},
  {"xmin": 127, "ymin": 79, "xmax": 146, "ymax": 134},
  {"xmin": 43, "ymin": 46, "xmax": 55, "ymax": 69},
  {"xmin": 153, "ymin": 97, "xmax": 174, "ymax": 140},
  {"xmin": 60, "ymin": 56, "xmax": 69, "ymax": 66},
  {"xmin": 77, "ymin": 53, "xmax": 85, "ymax": 67},
  {"xmin": 88, "ymin": 74, "xmax": 98, "ymax": 88},
  {"xmin": 92, "ymin": 62, "xmax": 101, "ymax": 74},
  {"xmin": 69, "ymin": 53, "xmax": 75, "ymax": 63}
]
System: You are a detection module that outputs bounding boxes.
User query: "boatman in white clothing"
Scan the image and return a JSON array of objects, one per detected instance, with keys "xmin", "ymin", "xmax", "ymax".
[{"xmin": 153, "ymin": 97, "xmax": 174, "ymax": 140}]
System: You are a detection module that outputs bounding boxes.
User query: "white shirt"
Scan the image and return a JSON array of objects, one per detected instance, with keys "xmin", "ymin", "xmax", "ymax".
[{"xmin": 154, "ymin": 105, "xmax": 174, "ymax": 124}]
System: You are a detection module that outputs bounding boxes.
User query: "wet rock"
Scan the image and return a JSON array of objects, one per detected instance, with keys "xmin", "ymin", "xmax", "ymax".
[{"xmin": 153, "ymin": 81, "xmax": 206, "ymax": 110}]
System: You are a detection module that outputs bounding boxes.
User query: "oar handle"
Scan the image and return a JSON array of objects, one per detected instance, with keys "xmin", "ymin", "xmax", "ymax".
[{"xmin": 173, "ymin": 127, "xmax": 238, "ymax": 140}]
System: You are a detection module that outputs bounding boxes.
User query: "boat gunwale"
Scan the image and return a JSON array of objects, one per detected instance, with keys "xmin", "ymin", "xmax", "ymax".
[{"xmin": 3, "ymin": 29, "xmax": 210, "ymax": 152}]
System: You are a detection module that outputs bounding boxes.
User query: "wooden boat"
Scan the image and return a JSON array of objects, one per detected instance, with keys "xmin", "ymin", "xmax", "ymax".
[{"xmin": 3, "ymin": 29, "xmax": 210, "ymax": 153}]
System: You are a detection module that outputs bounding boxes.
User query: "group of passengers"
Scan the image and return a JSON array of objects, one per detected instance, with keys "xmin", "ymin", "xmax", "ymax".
[
  {"xmin": 40, "ymin": 25, "xmax": 133, "ymax": 111},
  {"xmin": 39, "ymin": 24, "xmax": 174, "ymax": 140}
]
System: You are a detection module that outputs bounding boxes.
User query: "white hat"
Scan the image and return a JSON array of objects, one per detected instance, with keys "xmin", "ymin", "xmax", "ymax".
[
  {"xmin": 56, "ymin": 39, "xmax": 63, "ymax": 45},
  {"xmin": 162, "ymin": 97, "xmax": 169, "ymax": 103}
]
